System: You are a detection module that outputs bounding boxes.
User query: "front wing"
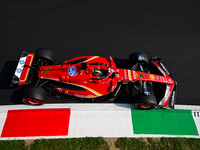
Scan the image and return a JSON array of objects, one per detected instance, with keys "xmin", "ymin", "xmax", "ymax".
[{"xmin": 151, "ymin": 56, "xmax": 177, "ymax": 109}]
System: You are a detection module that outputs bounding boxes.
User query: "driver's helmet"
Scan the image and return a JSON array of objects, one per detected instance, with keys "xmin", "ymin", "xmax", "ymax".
[{"xmin": 92, "ymin": 68, "xmax": 102, "ymax": 76}]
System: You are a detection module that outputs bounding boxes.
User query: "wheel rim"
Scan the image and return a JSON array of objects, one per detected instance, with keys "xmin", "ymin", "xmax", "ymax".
[
  {"xmin": 135, "ymin": 103, "xmax": 156, "ymax": 110},
  {"xmin": 23, "ymin": 98, "xmax": 44, "ymax": 105}
]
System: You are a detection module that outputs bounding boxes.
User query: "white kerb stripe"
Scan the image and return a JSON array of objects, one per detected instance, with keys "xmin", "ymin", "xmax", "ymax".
[
  {"xmin": 68, "ymin": 110, "xmax": 133, "ymax": 137},
  {"xmin": 0, "ymin": 111, "xmax": 8, "ymax": 137},
  {"xmin": 192, "ymin": 111, "xmax": 200, "ymax": 135}
]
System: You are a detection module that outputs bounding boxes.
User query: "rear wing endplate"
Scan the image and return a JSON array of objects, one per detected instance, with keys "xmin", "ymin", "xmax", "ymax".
[{"xmin": 12, "ymin": 51, "xmax": 35, "ymax": 85}]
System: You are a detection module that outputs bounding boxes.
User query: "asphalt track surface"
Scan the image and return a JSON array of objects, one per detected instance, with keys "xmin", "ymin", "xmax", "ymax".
[{"xmin": 0, "ymin": 0, "xmax": 200, "ymax": 106}]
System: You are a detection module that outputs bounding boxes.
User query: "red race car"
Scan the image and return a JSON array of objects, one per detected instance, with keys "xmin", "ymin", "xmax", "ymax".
[{"xmin": 12, "ymin": 48, "xmax": 177, "ymax": 109}]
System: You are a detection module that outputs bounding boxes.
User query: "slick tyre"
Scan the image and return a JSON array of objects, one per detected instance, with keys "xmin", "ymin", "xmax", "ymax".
[
  {"xmin": 35, "ymin": 48, "xmax": 54, "ymax": 65},
  {"xmin": 129, "ymin": 52, "xmax": 148, "ymax": 68},
  {"xmin": 22, "ymin": 86, "xmax": 47, "ymax": 106},
  {"xmin": 134, "ymin": 93, "xmax": 157, "ymax": 110}
]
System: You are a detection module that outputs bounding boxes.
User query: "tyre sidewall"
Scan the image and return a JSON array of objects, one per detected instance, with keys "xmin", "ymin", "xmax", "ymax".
[
  {"xmin": 35, "ymin": 48, "xmax": 54, "ymax": 65},
  {"xmin": 22, "ymin": 86, "xmax": 47, "ymax": 105},
  {"xmin": 134, "ymin": 93, "xmax": 157, "ymax": 110}
]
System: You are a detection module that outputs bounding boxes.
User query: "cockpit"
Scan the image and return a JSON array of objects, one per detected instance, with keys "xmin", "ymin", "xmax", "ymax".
[
  {"xmin": 60, "ymin": 56, "xmax": 116, "ymax": 80},
  {"xmin": 80, "ymin": 62, "xmax": 114, "ymax": 79}
]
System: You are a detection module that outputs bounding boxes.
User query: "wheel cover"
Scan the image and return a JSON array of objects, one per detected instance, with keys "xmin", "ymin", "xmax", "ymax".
[
  {"xmin": 23, "ymin": 98, "xmax": 44, "ymax": 105},
  {"xmin": 135, "ymin": 102, "xmax": 156, "ymax": 110}
]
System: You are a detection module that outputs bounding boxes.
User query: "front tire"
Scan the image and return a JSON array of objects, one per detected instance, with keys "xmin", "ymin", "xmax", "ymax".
[
  {"xmin": 134, "ymin": 93, "xmax": 157, "ymax": 110},
  {"xmin": 22, "ymin": 86, "xmax": 47, "ymax": 106},
  {"xmin": 129, "ymin": 52, "xmax": 148, "ymax": 69}
]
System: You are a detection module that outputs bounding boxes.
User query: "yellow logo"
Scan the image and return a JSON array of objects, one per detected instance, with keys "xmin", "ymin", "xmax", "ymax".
[
  {"xmin": 150, "ymin": 74, "xmax": 155, "ymax": 80},
  {"xmin": 87, "ymin": 95, "xmax": 96, "ymax": 98},
  {"xmin": 139, "ymin": 72, "xmax": 145, "ymax": 79},
  {"xmin": 42, "ymin": 68, "xmax": 51, "ymax": 73}
]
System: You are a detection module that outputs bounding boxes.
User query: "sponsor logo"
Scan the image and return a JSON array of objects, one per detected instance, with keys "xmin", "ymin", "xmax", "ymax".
[
  {"xmin": 160, "ymin": 63, "xmax": 170, "ymax": 75},
  {"xmin": 157, "ymin": 66, "xmax": 166, "ymax": 76},
  {"xmin": 149, "ymin": 74, "xmax": 155, "ymax": 80},
  {"xmin": 65, "ymin": 90, "xmax": 68, "ymax": 94},
  {"xmin": 87, "ymin": 95, "xmax": 96, "ymax": 98},
  {"xmin": 139, "ymin": 72, "xmax": 145, "ymax": 79},
  {"xmin": 42, "ymin": 68, "xmax": 51, "ymax": 73},
  {"xmin": 16, "ymin": 68, "xmax": 22, "ymax": 73},
  {"xmin": 170, "ymin": 91, "xmax": 175, "ymax": 106},
  {"xmin": 110, "ymin": 69, "xmax": 114, "ymax": 72},
  {"xmin": 144, "ymin": 91, "xmax": 150, "ymax": 95},
  {"xmin": 68, "ymin": 66, "xmax": 77, "ymax": 76},
  {"xmin": 132, "ymin": 71, "xmax": 137, "ymax": 79},
  {"xmin": 138, "ymin": 55, "xmax": 144, "ymax": 61},
  {"xmin": 160, "ymin": 76, "xmax": 168, "ymax": 82},
  {"xmin": 156, "ymin": 76, "xmax": 159, "ymax": 80},
  {"xmin": 124, "ymin": 69, "xmax": 127, "ymax": 79},
  {"xmin": 57, "ymin": 88, "xmax": 62, "ymax": 92},
  {"xmin": 74, "ymin": 94, "xmax": 85, "ymax": 98},
  {"xmin": 19, "ymin": 60, "xmax": 25, "ymax": 65},
  {"xmin": 161, "ymin": 76, "xmax": 165, "ymax": 82},
  {"xmin": 160, "ymin": 76, "xmax": 170, "ymax": 83},
  {"xmin": 116, "ymin": 74, "xmax": 120, "ymax": 78}
]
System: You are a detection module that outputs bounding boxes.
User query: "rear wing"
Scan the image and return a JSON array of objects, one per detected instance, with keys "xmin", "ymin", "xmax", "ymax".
[
  {"xmin": 150, "ymin": 56, "xmax": 177, "ymax": 109},
  {"xmin": 12, "ymin": 51, "xmax": 35, "ymax": 85}
]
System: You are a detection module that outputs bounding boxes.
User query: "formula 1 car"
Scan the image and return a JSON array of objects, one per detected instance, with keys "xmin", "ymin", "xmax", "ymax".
[{"xmin": 12, "ymin": 48, "xmax": 177, "ymax": 109}]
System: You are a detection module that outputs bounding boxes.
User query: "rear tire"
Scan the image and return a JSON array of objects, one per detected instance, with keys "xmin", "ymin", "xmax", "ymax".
[
  {"xmin": 134, "ymin": 93, "xmax": 157, "ymax": 110},
  {"xmin": 35, "ymin": 48, "xmax": 54, "ymax": 65},
  {"xmin": 22, "ymin": 86, "xmax": 47, "ymax": 106}
]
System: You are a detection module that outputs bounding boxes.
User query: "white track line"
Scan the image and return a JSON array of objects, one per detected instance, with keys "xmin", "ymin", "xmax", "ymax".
[
  {"xmin": 175, "ymin": 105, "xmax": 200, "ymax": 110},
  {"xmin": 0, "ymin": 103, "xmax": 199, "ymax": 112}
]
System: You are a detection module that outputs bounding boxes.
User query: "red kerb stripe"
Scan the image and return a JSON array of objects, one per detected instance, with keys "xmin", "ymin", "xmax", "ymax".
[{"xmin": 1, "ymin": 108, "xmax": 71, "ymax": 137}]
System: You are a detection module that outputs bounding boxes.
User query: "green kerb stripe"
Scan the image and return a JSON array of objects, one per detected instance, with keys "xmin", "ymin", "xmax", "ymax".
[{"xmin": 131, "ymin": 109, "xmax": 198, "ymax": 135}]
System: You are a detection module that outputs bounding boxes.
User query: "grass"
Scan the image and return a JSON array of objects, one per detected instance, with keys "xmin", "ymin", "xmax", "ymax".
[
  {"xmin": 0, "ymin": 137, "xmax": 109, "ymax": 150},
  {"xmin": 30, "ymin": 137, "xmax": 109, "ymax": 150},
  {"xmin": 0, "ymin": 137, "xmax": 200, "ymax": 150},
  {"xmin": 0, "ymin": 140, "xmax": 26, "ymax": 150},
  {"xmin": 115, "ymin": 137, "xmax": 200, "ymax": 150}
]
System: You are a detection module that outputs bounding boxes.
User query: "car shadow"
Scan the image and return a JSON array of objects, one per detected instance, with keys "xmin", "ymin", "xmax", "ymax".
[
  {"xmin": 0, "ymin": 60, "xmax": 25, "ymax": 104},
  {"xmin": 113, "ymin": 58, "xmax": 129, "ymax": 69},
  {"xmin": 10, "ymin": 88, "xmax": 25, "ymax": 104},
  {"xmin": 0, "ymin": 60, "xmax": 17, "ymax": 89}
]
